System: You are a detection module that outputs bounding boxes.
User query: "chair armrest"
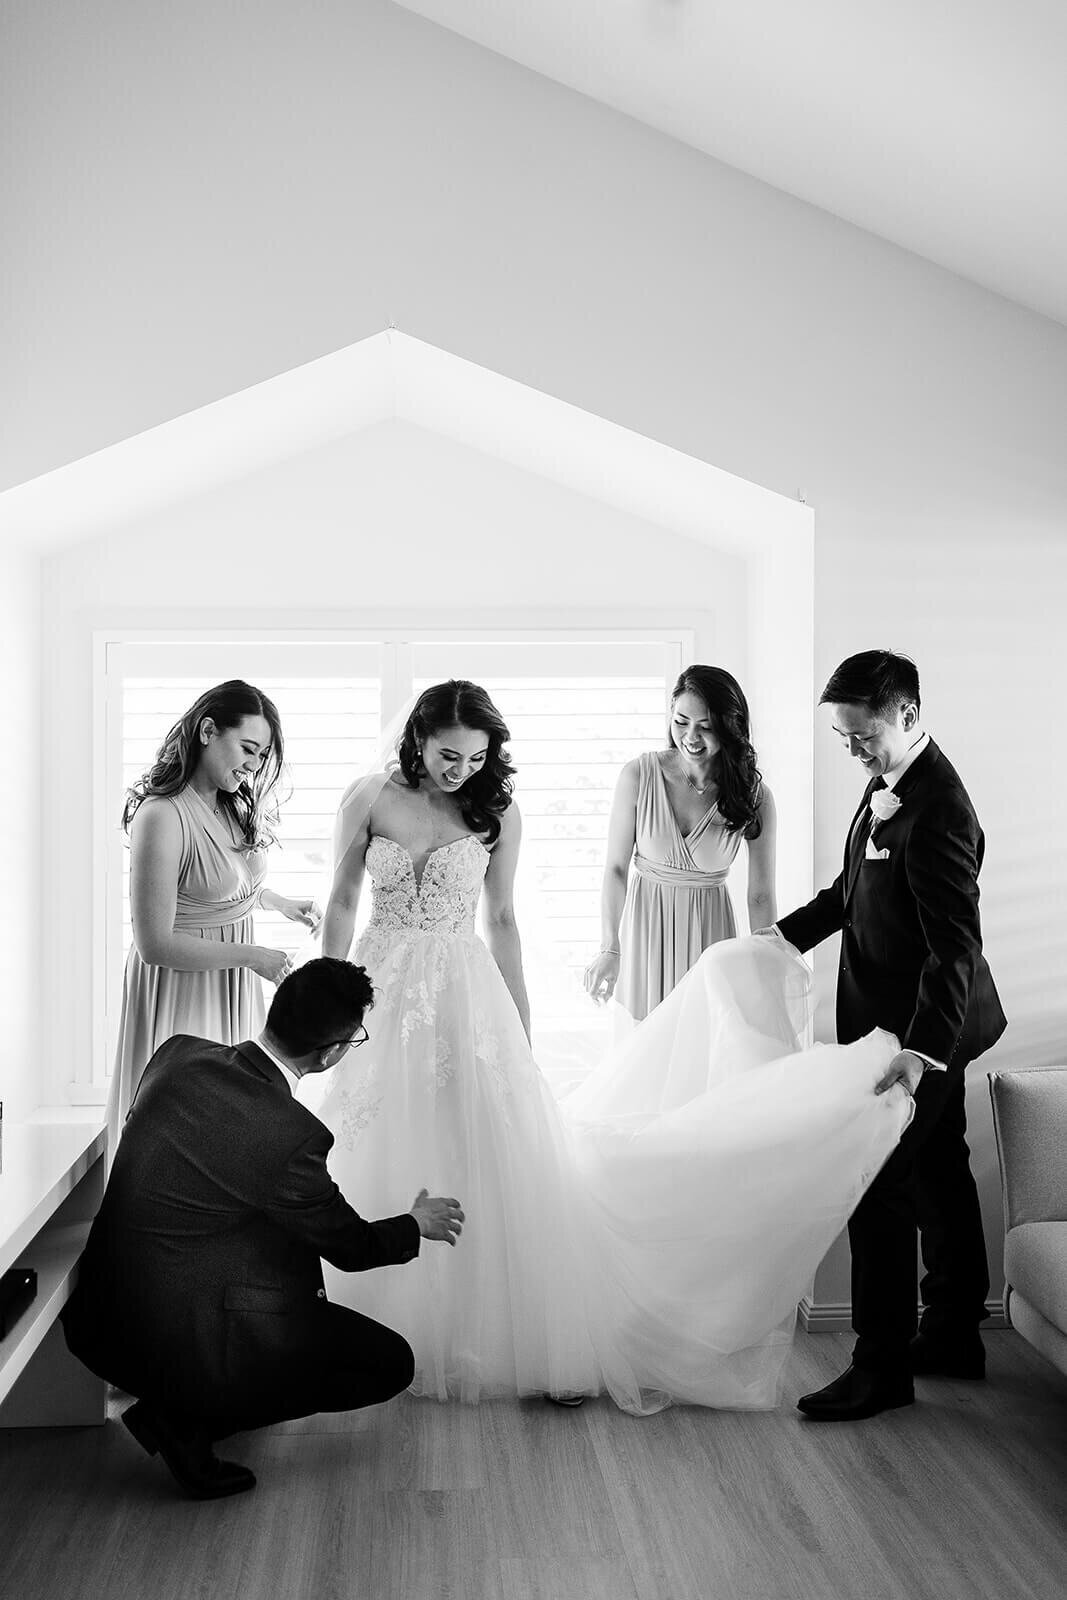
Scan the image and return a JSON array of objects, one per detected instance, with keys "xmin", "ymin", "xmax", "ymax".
[{"xmin": 988, "ymin": 1067, "xmax": 1067, "ymax": 1230}]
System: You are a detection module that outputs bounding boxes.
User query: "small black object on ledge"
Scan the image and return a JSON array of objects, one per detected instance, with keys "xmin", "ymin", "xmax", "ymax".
[{"xmin": 0, "ymin": 1267, "xmax": 38, "ymax": 1338}]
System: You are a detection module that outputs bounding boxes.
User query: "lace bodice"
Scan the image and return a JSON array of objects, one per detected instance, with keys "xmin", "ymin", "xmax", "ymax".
[{"xmin": 360, "ymin": 834, "xmax": 489, "ymax": 959}]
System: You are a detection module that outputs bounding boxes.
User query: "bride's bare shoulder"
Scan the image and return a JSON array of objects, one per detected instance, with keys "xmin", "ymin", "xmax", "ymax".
[
  {"xmin": 369, "ymin": 770, "xmax": 424, "ymax": 831},
  {"xmin": 379, "ymin": 770, "xmax": 419, "ymax": 804},
  {"xmin": 490, "ymin": 799, "xmax": 522, "ymax": 848}
]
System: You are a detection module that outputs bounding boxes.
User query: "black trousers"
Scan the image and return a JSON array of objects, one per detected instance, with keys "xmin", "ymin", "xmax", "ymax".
[
  {"xmin": 66, "ymin": 1301, "xmax": 414, "ymax": 1438},
  {"xmin": 199, "ymin": 1304, "xmax": 416, "ymax": 1437},
  {"xmin": 850, "ymin": 1062, "xmax": 989, "ymax": 1374}
]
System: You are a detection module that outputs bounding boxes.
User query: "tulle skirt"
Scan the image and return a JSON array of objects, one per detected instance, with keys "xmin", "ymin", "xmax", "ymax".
[{"xmin": 313, "ymin": 934, "xmax": 911, "ymax": 1413}]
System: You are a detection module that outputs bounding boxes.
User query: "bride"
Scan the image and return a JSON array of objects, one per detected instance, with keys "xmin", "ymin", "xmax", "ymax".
[{"xmin": 315, "ymin": 680, "xmax": 911, "ymax": 1414}]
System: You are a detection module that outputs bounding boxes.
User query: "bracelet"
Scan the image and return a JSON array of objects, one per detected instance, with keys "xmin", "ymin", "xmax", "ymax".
[{"xmin": 599, "ymin": 947, "xmax": 620, "ymax": 956}]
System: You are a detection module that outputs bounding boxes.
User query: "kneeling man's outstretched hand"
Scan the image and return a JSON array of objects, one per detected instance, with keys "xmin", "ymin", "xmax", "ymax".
[{"xmin": 410, "ymin": 1188, "xmax": 465, "ymax": 1246}]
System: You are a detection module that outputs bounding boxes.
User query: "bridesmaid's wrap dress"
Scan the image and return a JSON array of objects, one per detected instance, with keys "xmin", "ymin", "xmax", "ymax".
[
  {"xmin": 615, "ymin": 752, "xmax": 745, "ymax": 1021},
  {"xmin": 105, "ymin": 786, "xmax": 267, "ymax": 1156}
]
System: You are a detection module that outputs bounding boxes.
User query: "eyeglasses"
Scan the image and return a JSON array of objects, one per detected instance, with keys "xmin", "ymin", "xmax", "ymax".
[{"xmin": 328, "ymin": 1025, "xmax": 369, "ymax": 1053}]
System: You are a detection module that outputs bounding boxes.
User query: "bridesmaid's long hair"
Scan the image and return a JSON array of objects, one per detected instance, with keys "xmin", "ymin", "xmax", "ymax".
[
  {"xmin": 122, "ymin": 679, "xmax": 285, "ymax": 851},
  {"xmin": 397, "ymin": 680, "xmax": 515, "ymax": 845},
  {"xmin": 668, "ymin": 665, "xmax": 763, "ymax": 838}
]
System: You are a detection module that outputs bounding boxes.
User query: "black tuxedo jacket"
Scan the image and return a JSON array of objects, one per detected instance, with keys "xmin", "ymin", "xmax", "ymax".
[
  {"xmin": 63, "ymin": 1036, "xmax": 419, "ymax": 1411},
  {"xmin": 777, "ymin": 739, "xmax": 1006, "ymax": 1066}
]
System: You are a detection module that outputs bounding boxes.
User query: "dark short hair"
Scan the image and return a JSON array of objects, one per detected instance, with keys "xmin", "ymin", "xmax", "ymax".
[
  {"xmin": 265, "ymin": 958, "xmax": 374, "ymax": 1055},
  {"xmin": 819, "ymin": 651, "xmax": 921, "ymax": 719}
]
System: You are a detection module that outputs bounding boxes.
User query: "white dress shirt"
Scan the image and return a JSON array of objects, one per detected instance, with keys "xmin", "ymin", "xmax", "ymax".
[{"xmin": 255, "ymin": 1035, "xmax": 302, "ymax": 1097}]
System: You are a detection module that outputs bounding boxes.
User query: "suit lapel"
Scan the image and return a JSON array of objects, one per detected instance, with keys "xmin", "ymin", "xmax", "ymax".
[
  {"xmin": 844, "ymin": 740, "xmax": 940, "ymax": 902},
  {"xmin": 844, "ymin": 778, "xmax": 879, "ymax": 902}
]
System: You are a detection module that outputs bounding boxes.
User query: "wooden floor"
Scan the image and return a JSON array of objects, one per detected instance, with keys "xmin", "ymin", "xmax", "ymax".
[{"xmin": 1, "ymin": 1330, "xmax": 1064, "ymax": 1600}]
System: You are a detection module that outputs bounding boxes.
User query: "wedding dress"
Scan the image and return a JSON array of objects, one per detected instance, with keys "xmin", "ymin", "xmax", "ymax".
[{"xmin": 313, "ymin": 829, "xmax": 911, "ymax": 1414}]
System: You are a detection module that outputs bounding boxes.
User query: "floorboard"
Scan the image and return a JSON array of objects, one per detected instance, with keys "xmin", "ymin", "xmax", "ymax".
[{"xmin": 1, "ymin": 1330, "xmax": 1064, "ymax": 1600}]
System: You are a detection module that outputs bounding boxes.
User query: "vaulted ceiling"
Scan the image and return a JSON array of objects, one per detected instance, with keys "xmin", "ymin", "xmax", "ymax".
[{"xmin": 393, "ymin": 1, "xmax": 1067, "ymax": 327}]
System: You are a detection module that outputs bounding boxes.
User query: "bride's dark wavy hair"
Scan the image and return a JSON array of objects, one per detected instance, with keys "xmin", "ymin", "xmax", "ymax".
[
  {"xmin": 397, "ymin": 680, "xmax": 515, "ymax": 845},
  {"xmin": 668, "ymin": 665, "xmax": 764, "ymax": 837},
  {"xmin": 121, "ymin": 679, "xmax": 285, "ymax": 851}
]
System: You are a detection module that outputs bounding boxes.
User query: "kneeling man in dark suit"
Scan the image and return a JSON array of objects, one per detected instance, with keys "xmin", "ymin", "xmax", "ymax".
[{"xmin": 63, "ymin": 958, "xmax": 464, "ymax": 1499}]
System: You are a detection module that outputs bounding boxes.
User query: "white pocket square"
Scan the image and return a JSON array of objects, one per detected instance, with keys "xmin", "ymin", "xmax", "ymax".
[{"xmin": 865, "ymin": 837, "xmax": 890, "ymax": 861}]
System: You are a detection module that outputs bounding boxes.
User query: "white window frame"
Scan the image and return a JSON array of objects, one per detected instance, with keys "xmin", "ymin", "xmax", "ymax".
[{"xmin": 83, "ymin": 618, "xmax": 693, "ymax": 1100}]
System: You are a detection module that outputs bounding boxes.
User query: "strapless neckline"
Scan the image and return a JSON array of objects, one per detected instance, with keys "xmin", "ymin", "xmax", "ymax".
[{"xmin": 371, "ymin": 833, "xmax": 489, "ymax": 894}]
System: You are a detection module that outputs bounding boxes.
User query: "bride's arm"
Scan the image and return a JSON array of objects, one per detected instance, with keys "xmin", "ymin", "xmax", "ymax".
[
  {"xmin": 322, "ymin": 823, "xmax": 371, "ymax": 959},
  {"xmin": 481, "ymin": 804, "xmax": 532, "ymax": 1041}
]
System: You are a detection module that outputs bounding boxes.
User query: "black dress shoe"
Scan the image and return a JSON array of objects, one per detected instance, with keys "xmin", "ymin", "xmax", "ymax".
[
  {"xmin": 910, "ymin": 1332, "xmax": 986, "ymax": 1379},
  {"xmin": 123, "ymin": 1401, "xmax": 257, "ymax": 1499},
  {"xmin": 797, "ymin": 1364, "xmax": 914, "ymax": 1421}
]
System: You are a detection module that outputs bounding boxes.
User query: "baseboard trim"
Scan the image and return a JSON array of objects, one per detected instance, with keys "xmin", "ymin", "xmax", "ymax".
[{"xmin": 798, "ymin": 1297, "xmax": 1008, "ymax": 1334}]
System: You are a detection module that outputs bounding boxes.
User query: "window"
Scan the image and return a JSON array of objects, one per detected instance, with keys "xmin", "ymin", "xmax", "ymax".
[
  {"xmin": 409, "ymin": 641, "xmax": 674, "ymax": 1018},
  {"xmin": 98, "ymin": 632, "xmax": 686, "ymax": 1088}
]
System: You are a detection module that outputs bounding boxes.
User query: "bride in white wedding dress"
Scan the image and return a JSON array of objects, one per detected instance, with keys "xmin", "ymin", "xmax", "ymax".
[{"xmin": 315, "ymin": 681, "xmax": 911, "ymax": 1415}]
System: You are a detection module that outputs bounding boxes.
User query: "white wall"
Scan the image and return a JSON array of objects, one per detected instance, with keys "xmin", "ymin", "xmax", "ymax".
[
  {"xmin": 44, "ymin": 421, "xmax": 748, "ymax": 628},
  {"xmin": 7, "ymin": 0, "xmax": 1067, "ymax": 1306},
  {"xmin": 41, "ymin": 418, "xmax": 760, "ymax": 1092},
  {"xmin": 0, "ymin": 546, "xmax": 42, "ymax": 1123}
]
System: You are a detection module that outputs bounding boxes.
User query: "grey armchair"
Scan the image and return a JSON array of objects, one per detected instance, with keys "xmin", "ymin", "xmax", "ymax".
[{"xmin": 988, "ymin": 1066, "xmax": 1067, "ymax": 1378}]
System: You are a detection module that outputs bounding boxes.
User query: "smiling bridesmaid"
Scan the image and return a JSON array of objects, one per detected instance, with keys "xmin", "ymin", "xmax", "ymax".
[
  {"xmin": 106, "ymin": 679, "xmax": 321, "ymax": 1156},
  {"xmin": 585, "ymin": 664, "xmax": 777, "ymax": 1021}
]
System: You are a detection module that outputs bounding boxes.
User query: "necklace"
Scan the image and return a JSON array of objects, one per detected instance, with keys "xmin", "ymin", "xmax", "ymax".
[{"xmin": 678, "ymin": 755, "xmax": 711, "ymax": 795}]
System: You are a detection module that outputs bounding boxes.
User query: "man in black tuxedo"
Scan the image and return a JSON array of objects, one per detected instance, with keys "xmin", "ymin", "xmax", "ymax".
[
  {"xmin": 62, "ymin": 958, "xmax": 464, "ymax": 1498},
  {"xmin": 771, "ymin": 651, "xmax": 1006, "ymax": 1421}
]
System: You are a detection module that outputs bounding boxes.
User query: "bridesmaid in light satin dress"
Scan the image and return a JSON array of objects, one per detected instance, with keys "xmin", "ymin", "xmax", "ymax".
[
  {"xmin": 106, "ymin": 680, "xmax": 320, "ymax": 1157},
  {"xmin": 585, "ymin": 664, "xmax": 777, "ymax": 1021}
]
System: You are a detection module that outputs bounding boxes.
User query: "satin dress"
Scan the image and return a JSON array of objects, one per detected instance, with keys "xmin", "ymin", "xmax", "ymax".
[
  {"xmin": 105, "ymin": 787, "xmax": 266, "ymax": 1156},
  {"xmin": 615, "ymin": 751, "xmax": 744, "ymax": 1021}
]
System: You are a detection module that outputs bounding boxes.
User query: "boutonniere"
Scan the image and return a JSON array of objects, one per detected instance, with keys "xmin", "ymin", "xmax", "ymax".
[{"xmin": 869, "ymin": 788, "xmax": 902, "ymax": 823}]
